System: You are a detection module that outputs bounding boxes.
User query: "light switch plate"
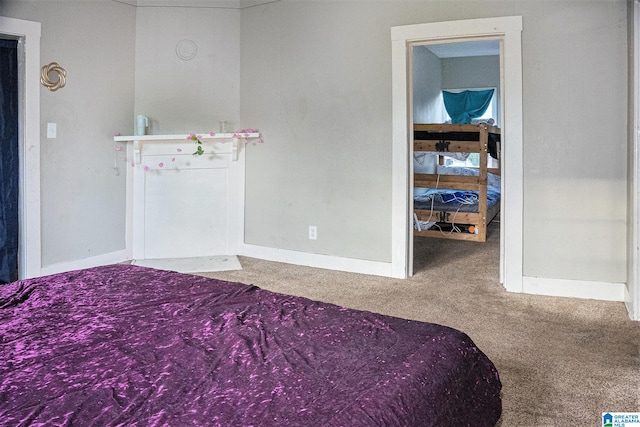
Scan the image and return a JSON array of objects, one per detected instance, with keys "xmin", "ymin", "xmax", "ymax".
[{"xmin": 47, "ymin": 123, "xmax": 56, "ymax": 138}]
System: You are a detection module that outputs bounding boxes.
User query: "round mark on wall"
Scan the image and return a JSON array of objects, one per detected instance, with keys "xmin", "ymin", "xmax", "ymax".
[{"xmin": 176, "ymin": 39, "xmax": 198, "ymax": 61}]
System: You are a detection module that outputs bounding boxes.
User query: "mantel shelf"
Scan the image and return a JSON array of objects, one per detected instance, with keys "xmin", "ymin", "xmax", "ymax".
[
  {"xmin": 114, "ymin": 132, "xmax": 260, "ymax": 163},
  {"xmin": 114, "ymin": 132, "xmax": 259, "ymax": 142}
]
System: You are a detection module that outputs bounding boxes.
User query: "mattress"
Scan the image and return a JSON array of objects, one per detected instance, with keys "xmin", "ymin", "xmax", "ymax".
[
  {"xmin": 414, "ymin": 186, "xmax": 501, "ymax": 214},
  {"xmin": 415, "ymin": 167, "xmax": 501, "ymax": 214},
  {"xmin": 0, "ymin": 264, "xmax": 501, "ymax": 426}
]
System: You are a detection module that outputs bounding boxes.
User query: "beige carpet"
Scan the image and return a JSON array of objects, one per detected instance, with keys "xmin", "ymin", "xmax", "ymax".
[{"xmin": 198, "ymin": 222, "xmax": 640, "ymax": 426}]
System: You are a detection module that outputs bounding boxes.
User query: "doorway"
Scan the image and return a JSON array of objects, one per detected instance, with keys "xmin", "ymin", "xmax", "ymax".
[
  {"xmin": 0, "ymin": 38, "xmax": 19, "ymax": 283},
  {"xmin": 0, "ymin": 16, "xmax": 42, "ymax": 280},
  {"xmin": 390, "ymin": 16, "xmax": 523, "ymax": 292},
  {"xmin": 410, "ymin": 39, "xmax": 501, "ymax": 275}
]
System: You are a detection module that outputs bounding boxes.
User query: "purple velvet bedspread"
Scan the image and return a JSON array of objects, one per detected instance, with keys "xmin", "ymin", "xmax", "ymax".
[{"xmin": 0, "ymin": 264, "xmax": 501, "ymax": 426}]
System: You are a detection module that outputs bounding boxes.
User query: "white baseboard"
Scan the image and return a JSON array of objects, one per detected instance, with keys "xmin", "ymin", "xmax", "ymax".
[
  {"xmin": 522, "ymin": 276, "xmax": 626, "ymax": 302},
  {"xmin": 239, "ymin": 245, "xmax": 628, "ymax": 302},
  {"xmin": 37, "ymin": 248, "xmax": 628, "ymax": 305},
  {"xmin": 238, "ymin": 243, "xmax": 395, "ymax": 278},
  {"xmin": 39, "ymin": 250, "xmax": 129, "ymax": 277}
]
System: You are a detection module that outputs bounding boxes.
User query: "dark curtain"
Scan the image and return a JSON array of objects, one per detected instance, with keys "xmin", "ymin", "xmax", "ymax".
[{"xmin": 0, "ymin": 39, "xmax": 19, "ymax": 284}]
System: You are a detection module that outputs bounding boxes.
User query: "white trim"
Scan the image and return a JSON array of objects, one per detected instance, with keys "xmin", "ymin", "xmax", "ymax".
[
  {"xmin": 628, "ymin": 1, "xmax": 640, "ymax": 320},
  {"xmin": 523, "ymin": 276, "xmax": 626, "ymax": 303},
  {"xmin": 391, "ymin": 17, "xmax": 524, "ymax": 290},
  {"xmin": 500, "ymin": 24, "xmax": 524, "ymax": 292},
  {"xmin": 0, "ymin": 17, "xmax": 42, "ymax": 279},
  {"xmin": 40, "ymin": 250, "xmax": 129, "ymax": 277},
  {"xmin": 390, "ymin": 34, "xmax": 411, "ymax": 279},
  {"xmin": 232, "ymin": 142, "xmax": 247, "ymax": 255},
  {"xmin": 238, "ymin": 244, "xmax": 395, "ymax": 278}
]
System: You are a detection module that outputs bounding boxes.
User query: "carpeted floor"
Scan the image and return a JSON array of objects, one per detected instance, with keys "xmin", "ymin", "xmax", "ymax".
[{"xmin": 199, "ymin": 222, "xmax": 640, "ymax": 426}]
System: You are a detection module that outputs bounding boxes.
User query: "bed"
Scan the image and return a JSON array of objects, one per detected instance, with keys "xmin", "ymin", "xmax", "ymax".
[
  {"xmin": 0, "ymin": 264, "xmax": 502, "ymax": 426},
  {"xmin": 413, "ymin": 123, "xmax": 501, "ymax": 242}
]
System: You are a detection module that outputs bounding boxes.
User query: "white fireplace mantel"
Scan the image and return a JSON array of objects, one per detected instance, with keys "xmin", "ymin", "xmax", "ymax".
[
  {"xmin": 115, "ymin": 131, "xmax": 260, "ymax": 269},
  {"xmin": 115, "ymin": 132, "xmax": 260, "ymax": 163}
]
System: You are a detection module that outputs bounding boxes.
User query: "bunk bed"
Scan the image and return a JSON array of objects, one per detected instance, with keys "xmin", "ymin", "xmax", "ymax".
[{"xmin": 413, "ymin": 123, "xmax": 501, "ymax": 242}]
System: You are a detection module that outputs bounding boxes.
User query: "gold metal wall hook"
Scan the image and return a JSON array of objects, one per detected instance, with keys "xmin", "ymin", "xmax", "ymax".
[{"xmin": 40, "ymin": 62, "xmax": 66, "ymax": 91}]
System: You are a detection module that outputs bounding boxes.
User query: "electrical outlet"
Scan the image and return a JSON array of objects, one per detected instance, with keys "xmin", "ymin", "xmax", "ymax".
[{"xmin": 308, "ymin": 226, "xmax": 317, "ymax": 240}]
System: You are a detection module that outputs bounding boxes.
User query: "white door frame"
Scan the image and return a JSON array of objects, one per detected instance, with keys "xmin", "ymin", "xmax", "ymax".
[
  {"xmin": 628, "ymin": 1, "xmax": 640, "ymax": 321},
  {"xmin": 0, "ymin": 17, "xmax": 42, "ymax": 279},
  {"xmin": 390, "ymin": 16, "xmax": 523, "ymax": 292}
]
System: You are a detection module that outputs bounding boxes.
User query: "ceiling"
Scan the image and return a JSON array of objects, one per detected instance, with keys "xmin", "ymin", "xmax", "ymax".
[{"xmin": 424, "ymin": 40, "xmax": 500, "ymax": 58}]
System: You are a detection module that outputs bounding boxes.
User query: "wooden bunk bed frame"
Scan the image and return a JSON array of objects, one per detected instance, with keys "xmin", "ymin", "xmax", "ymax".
[{"xmin": 413, "ymin": 123, "xmax": 501, "ymax": 243}]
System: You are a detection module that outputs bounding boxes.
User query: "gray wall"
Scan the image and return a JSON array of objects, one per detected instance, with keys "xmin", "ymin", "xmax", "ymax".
[
  {"xmin": 413, "ymin": 46, "xmax": 444, "ymax": 125},
  {"xmin": 521, "ymin": 1, "xmax": 627, "ymax": 282},
  {"xmin": 241, "ymin": 1, "xmax": 394, "ymax": 261},
  {"xmin": 2, "ymin": 0, "xmax": 136, "ymax": 267},
  {"xmin": 442, "ymin": 56, "xmax": 500, "ymax": 90},
  {"xmin": 134, "ymin": 6, "xmax": 241, "ymax": 134},
  {"xmin": 1, "ymin": 0, "xmax": 629, "ymax": 286},
  {"xmin": 241, "ymin": 0, "xmax": 628, "ymax": 283}
]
